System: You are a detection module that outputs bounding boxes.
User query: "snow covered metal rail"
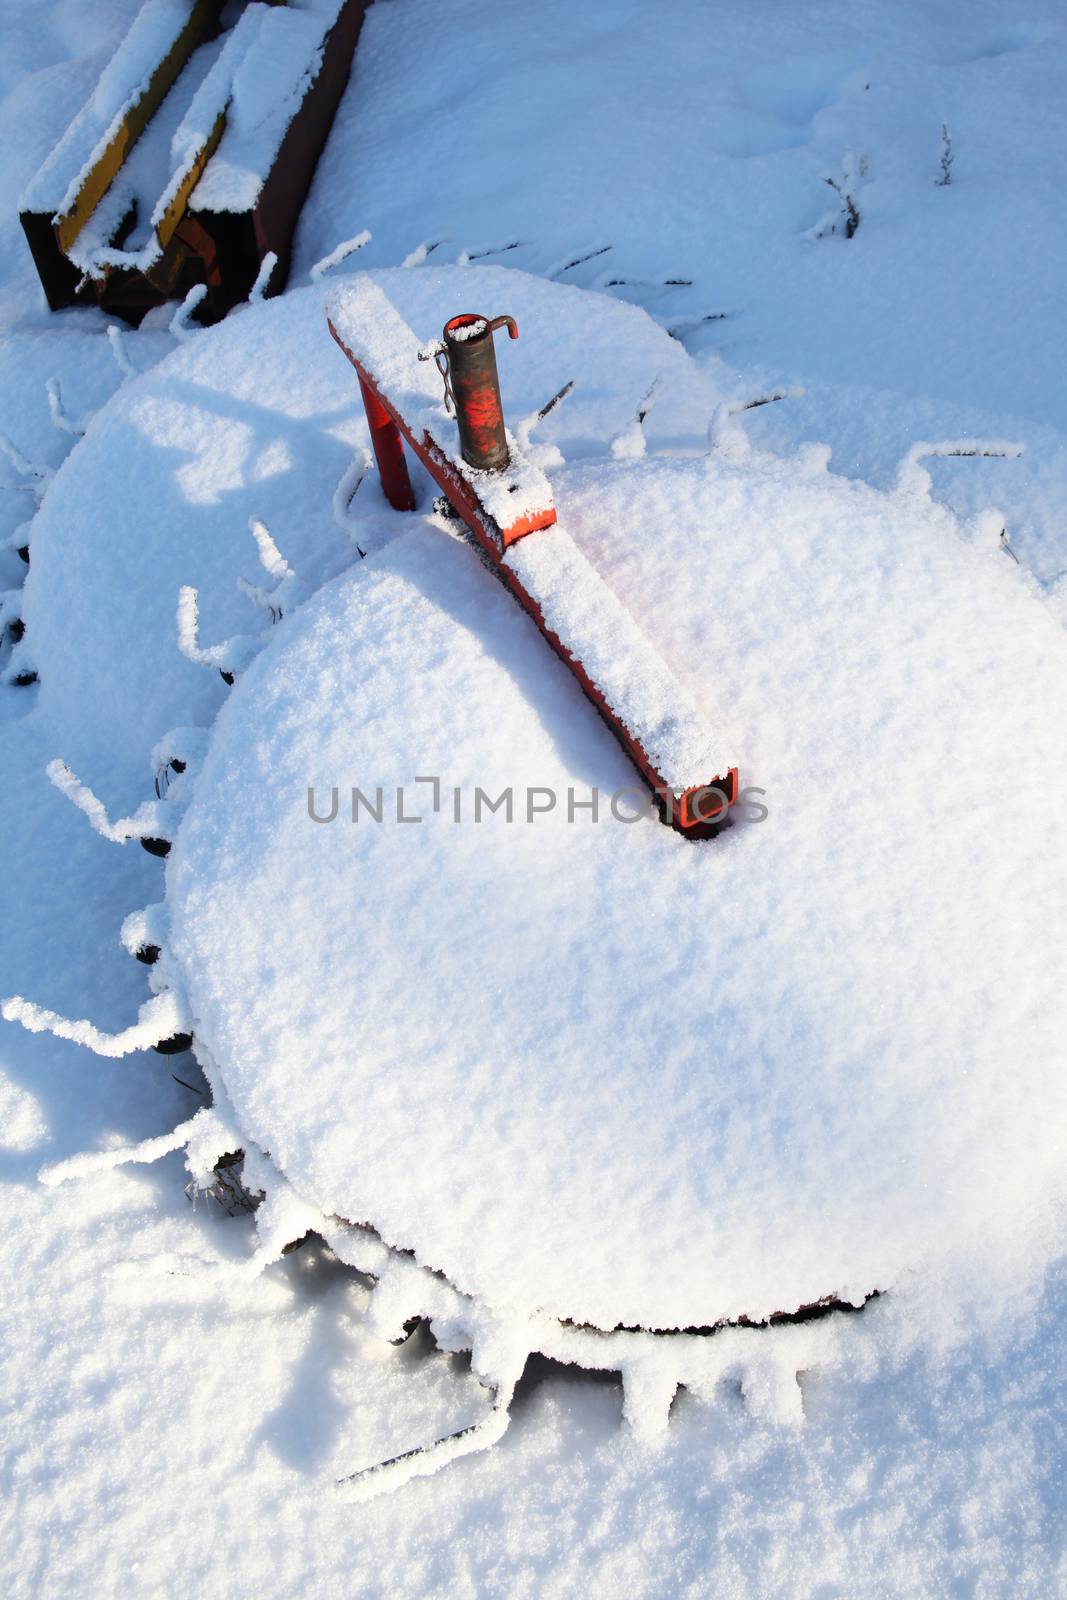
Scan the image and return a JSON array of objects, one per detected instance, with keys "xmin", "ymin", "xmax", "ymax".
[
  {"xmin": 327, "ymin": 279, "xmax": 739, "ymax": 838},
  {"xmin": 20, "ymin": 0, "xmax": 370, "ymax": 323}
]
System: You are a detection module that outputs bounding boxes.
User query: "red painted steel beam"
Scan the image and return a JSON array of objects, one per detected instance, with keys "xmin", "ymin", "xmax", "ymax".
[
  {"xmin": 357, "ymin": 373, "xmax": 416, "ymax": 512},
  {"xmin": 328, "ymin": 317, "xmax": 737, "ymax": 838}
]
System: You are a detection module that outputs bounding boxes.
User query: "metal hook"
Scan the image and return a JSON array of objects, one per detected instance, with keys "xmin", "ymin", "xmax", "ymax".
[
  {"xmin": 418, "ymin": 339, "xmax": 454, "ymax": 415},
  {"xmin": 435, "ymin": 348, "xmax": 455, "ymax": 415}
]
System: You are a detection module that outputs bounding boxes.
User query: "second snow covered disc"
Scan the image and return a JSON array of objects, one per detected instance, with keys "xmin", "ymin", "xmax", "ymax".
[{"xmin": 166, "ymin": 442, "xmax": 1067, "ymax": 1334}]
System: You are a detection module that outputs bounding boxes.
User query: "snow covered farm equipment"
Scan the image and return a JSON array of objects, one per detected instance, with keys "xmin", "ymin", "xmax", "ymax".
[
  {"xmin": 19, "ymin": 0, "xmax": 369, "ymax": 324},
  {"xmin": 328, "ymin": 280, "xmax": 740, "ymax": 838},
  {"xmin": 11, "ymin": 270, "xmax": 1060, "ymax": 1496}
]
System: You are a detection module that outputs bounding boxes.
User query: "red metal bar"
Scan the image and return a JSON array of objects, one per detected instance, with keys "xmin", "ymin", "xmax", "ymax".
[
  {"xmin": 495, "ymin": 559, "xmax": 737, "ymax": 835},
  {"xmin": 358, "ymin": 372, "xmax": 416, "ymax": 512},
  {"xmin": 679, "ymin": 771, "xmax": 739, "ymax": 832},
  {"xmin": 330, "ymin": 318, "xmax": 737, "ymax": 839}
]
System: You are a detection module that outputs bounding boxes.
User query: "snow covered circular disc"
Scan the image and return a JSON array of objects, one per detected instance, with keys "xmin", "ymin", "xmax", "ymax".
[
  {"xmin": 22, "ymin": 267, "xmax": 714, "ymax": 798},
  {"xmin": 167, "ymin": 436, "xmax": 1067, "ymax": 1334}
]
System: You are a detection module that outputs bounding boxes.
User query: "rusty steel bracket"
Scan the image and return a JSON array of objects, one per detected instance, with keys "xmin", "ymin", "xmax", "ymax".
[{"xmin": 332, "ymin": 321, "xmax": 556, "ymax": 550}]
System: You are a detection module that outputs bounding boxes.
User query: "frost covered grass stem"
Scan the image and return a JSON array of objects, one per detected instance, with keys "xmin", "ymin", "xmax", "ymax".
[
  {"xmin": 709, "ymin": 388, "xmax": 804, "ymax": 457},
  {"xmin": 547, "ymin": 243, "xmax": 612, "ymax": 278},
  {"xmin": 338, "ymin": 1380, "xmax": 517, "ymax": 1502},
  {"xmin": 895, "ymin": 438, "xmax": 1024, "ymax": 498},
  {"xmin": 824, "ymin": 176, "xmax": 860, "ymax": 238},
  {"xmin": 332, "ymin": 450, "xmax": 371, "ymax": 547},
  {"xmin": 1, "ymin": 989, "xmax": 187, "ymax": 1059},
  {"xmin": 0, "ymin": 431, "xmax": 51, "ymax": 494},
  {"xmin": 248, "ymin": 250, "xmax": 278, "ymax": 304},
  {"xmin": 456, "ymin": 239, "xmax": 527, "ymax": 265},
  {"xmin": 47, "ymin": 757, "xmax": 152, "ymax": 842},
  {"xmin": 106, "ymin": 323, "xmax": 137, "ymax": 378},
  {"xmin": 666, "ymin": 311, "xmax": 729, "ymax": 341},
  {"xmin": 46, "ymin": 377, "xmax": 84, "ymax": 438},
  {"xmin": 39, "ymin": 1112, "xmax": 210, "ymax": 1186},
  {"xmin": 170, "ymin": 284, "xmax": 208, "ymax": 342},
  {"xmin": 400, "ymin": 237, "xmax": 445, "ymax": 268},
  {"xmin": 515, "ymin": 379, "xmax": 575, "ymax": 454},
  {"xmin": 811, "ymin": 153, "xmax": 868, "ymax": 241},
  {"xmin": 310, "ymin": 229, "xmax": 371, "ymax": 281}
]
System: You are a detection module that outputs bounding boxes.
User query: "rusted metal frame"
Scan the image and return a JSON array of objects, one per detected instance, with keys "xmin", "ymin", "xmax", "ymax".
[
  {"xmin": 53, "ymin": 0, "xmax": 222, "ymax": 256},
  {"xmin": 236, "ymin": 0, "xmax": 371, "ymax": 308},
  {"xmin": 19, "ymin": 211, "xmax": 82, "ymax": 311},
  {"xmin": 152, "ymin": 106, "xmax": 228, "ymax": 259},
  {"xmin": 88, "ymin": 107, "xmax": 228, "ymax": 311},
  {"xmin": 26, "ymin": 0, "xmax": 367, "ymax": 321},
  {"xmin": 116, "ymin": 211, "xmax": 222, "ymax": 310},
  {"xmin": 139, "ymin": 109, "xmax": 229, "ymax": 301},
  {"xmin": 172, "ymin": 213, "xmax": 222, "ymax": 291},
  {"xmin": 329, "ymin": 321, "xmax": 736, "ymax": 837}
]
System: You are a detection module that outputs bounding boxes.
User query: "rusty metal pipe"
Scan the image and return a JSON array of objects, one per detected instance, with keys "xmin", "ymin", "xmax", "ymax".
[{"xmin": 441, "ymin": 313, "xmax": 517, "ymax": 471}]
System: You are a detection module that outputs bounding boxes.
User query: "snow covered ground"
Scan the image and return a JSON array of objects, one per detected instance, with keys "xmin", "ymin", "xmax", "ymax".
[{"xmin": 1, "ymin": 1, "xmax": 1065, "ymax": 1595}]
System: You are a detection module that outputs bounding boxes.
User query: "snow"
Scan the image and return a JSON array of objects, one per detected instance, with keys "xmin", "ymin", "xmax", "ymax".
[
  {"xmin": 2, "ymin": 0, "xmax": 1067, "ymax": 1591},
  {"xmin": 449, "ymin": 317, "xmax": 488, "ymax": 342},
  {"xmin": 328, "ymin": 273, "xmax": 447, "ymax": 414},
  {"xmin": 165, "ymin": 448, "xmax": 1067, "ymax": 1335},
  {"xmin": 298, "ymin": 0, "xmax": 1067, "ymax": 574}
]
